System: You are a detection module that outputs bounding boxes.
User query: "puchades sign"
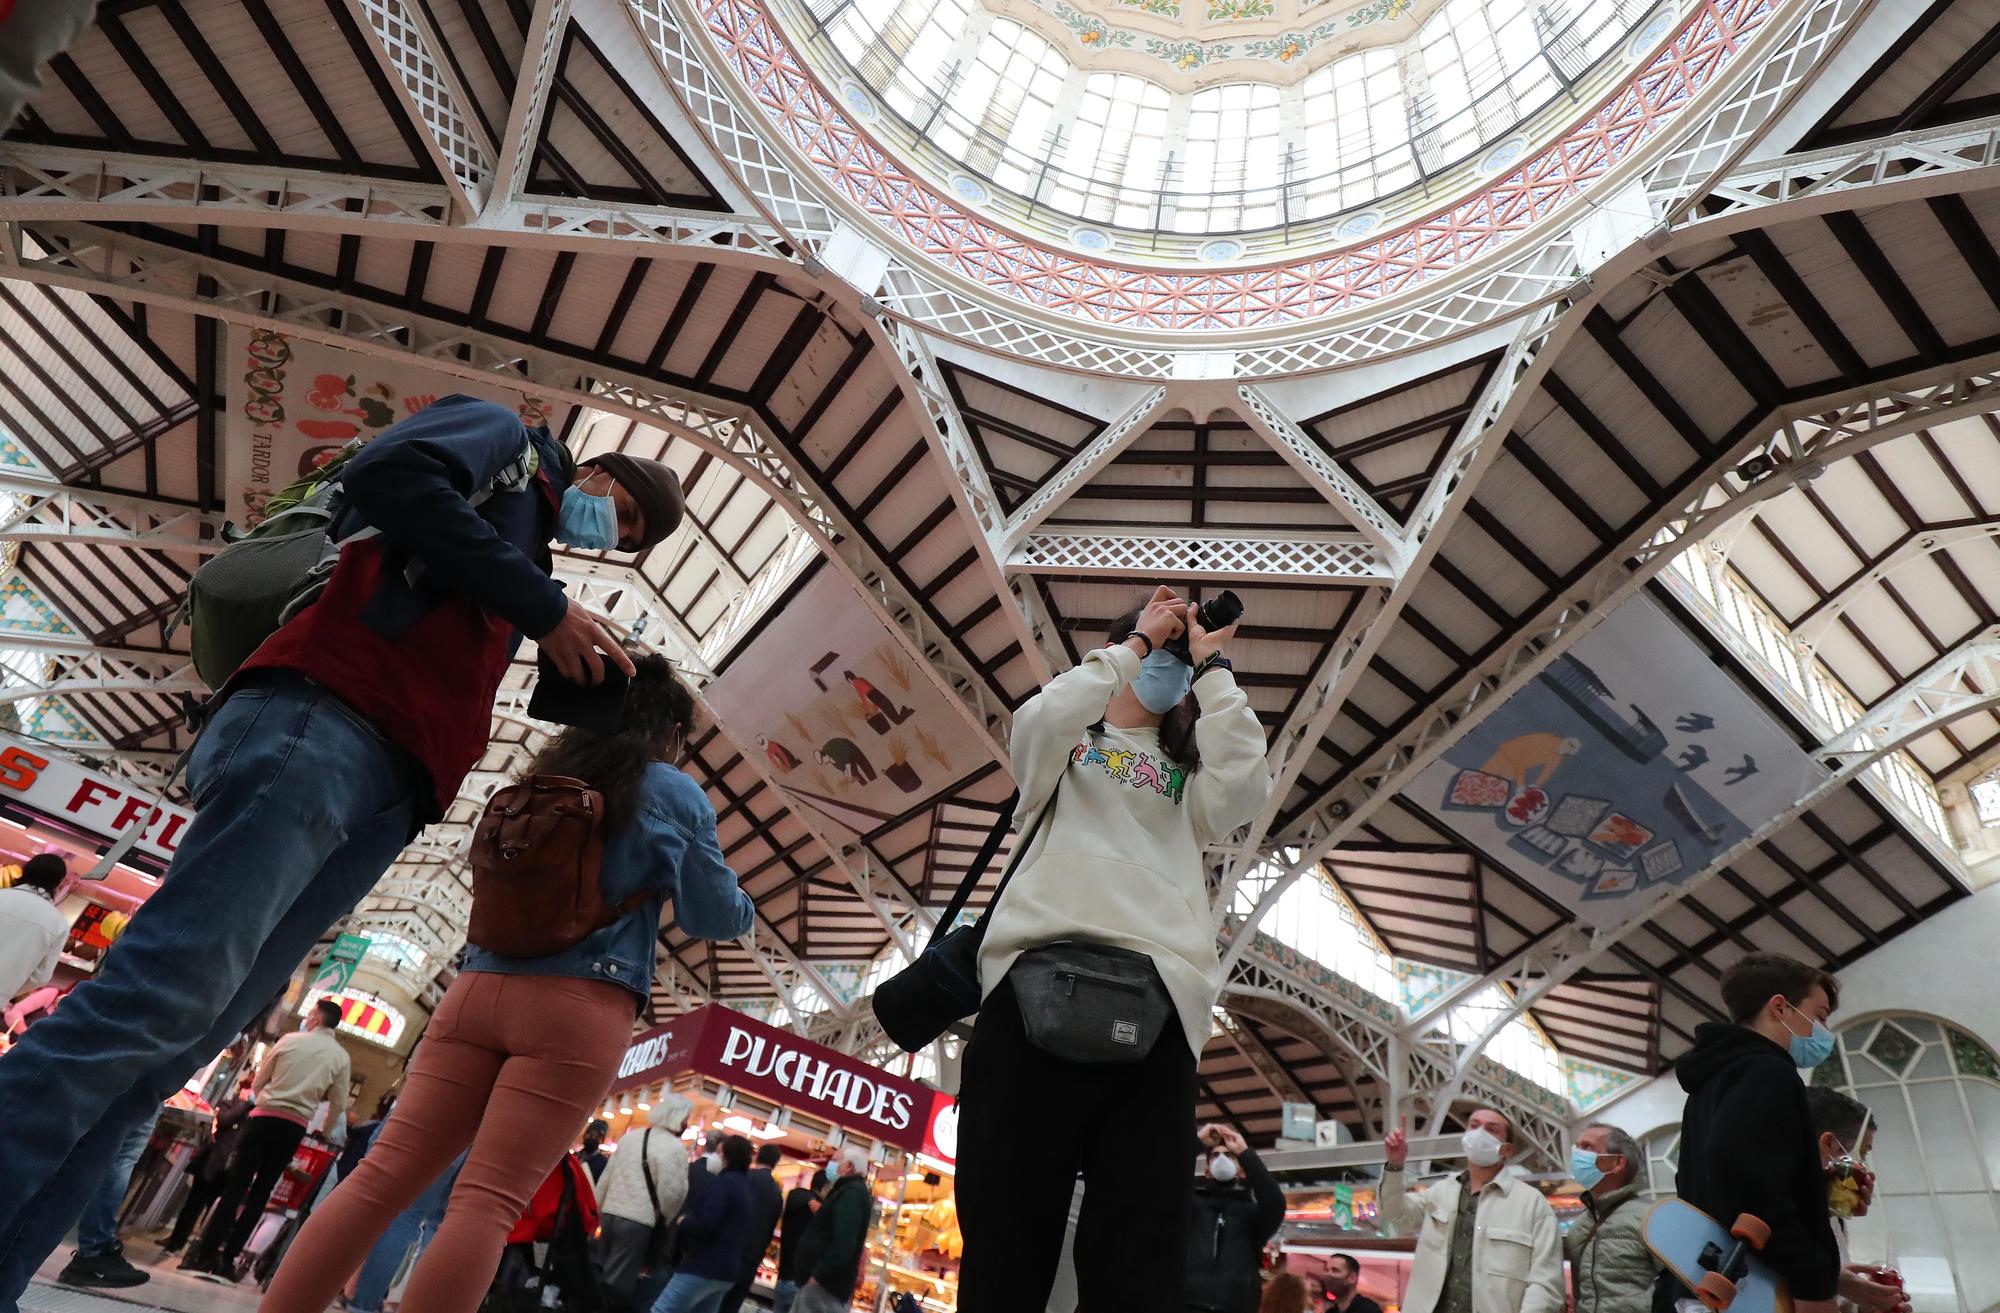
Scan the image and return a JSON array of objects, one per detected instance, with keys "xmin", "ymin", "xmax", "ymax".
[
  {"xmin": 221, "ymin": 325, "xmax": 567, "ymax": 530},
  {"xmin": 703, "ymin": 570, "xmax": 985, "ymax": 832},
  {"xmin": 1411, "ymin": 595, "xmax": 1826, "ymax": 928},
  {"xmin": 0, "ymin": 732, "xmax": 193, "ymax": 864},
  {"xmin": 608, "ymin": 1003, "xmax": 954, "ymax": 1159}
]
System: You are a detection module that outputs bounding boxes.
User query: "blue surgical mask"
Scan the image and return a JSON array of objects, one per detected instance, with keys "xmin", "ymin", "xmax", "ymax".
[
  {"xmin": 1570, "ymin": 1147, "xmax": 1606, "ymax": 1190},
  {"xmin": 1784, "ymin": 1001, "xmax": 1836, "ymax": 1069},
  {"xmin": 558, "ymin": 483, "xmax": 617, "ymax": 550},
  {"xmin": 1131, "ymin": 649, "xmax": 1193, "ymax": 714}
]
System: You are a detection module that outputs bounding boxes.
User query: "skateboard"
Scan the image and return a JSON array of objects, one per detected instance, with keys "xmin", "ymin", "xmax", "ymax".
[{"xmin": 1643, "ymin": 1198, "xmax": 1792, "ymax": 1313}]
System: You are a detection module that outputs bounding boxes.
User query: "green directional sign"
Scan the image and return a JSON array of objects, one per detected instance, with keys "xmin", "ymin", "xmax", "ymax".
[{"xmin": 308, "ymin": 933, "xmax": 372, "ymax": 998}]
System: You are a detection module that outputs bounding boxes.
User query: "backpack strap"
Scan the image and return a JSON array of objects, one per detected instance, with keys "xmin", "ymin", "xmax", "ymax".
[{"xmin": 640, "ymin": 1128, "xmax": 665, "ymax": 1228}]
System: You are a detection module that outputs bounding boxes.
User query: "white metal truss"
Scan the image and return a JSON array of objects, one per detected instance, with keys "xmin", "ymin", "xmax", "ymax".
[
  {"xmin": 1238, "ymin": 355, "xmax": 2000, "ymax": 967},
  {"xmin": 1006, "ymin": 527, "xmax": 1391, "ymax": 585},
  {"xmin": 345, "ymin": 0, "xmax": 496, "ymax": 218},
  {"xmin": 997, "ymin": 387, "xmax": 1169, "ymax": 550},
  {"xmin": 1793, "ymin": 518, "xmax": 2000, "ymax": 654},
  {"xmin": 0, "ymin": 473, "xmax": 223, "ymax": 555},
  {"xmin": 0, "ymin": 144, "xmax": 795, "ymax": 272},
  {"xmin": 482, "ymin": 0, "xmax": 574, "ymax": 214},
  {"xmin": 1214, "ymin": 1008, "xmax": 1315, "ymax": 1110},
  {"xmin": 1683, "ymin": 118, "xmax": 2000, "ymax": 222},
  {"xmin": 1213, "ymin": 313, "xmax": 1560, "ymax": 930},
  {"xmin": 1234, "ymin": 385, "xmax": 1410, "ymax": 569},
  {"xmin": 2, "ymin": 222, "xmax": 1014, "ymax": 770},
  {"xmin": 881, "ymin": 318, "xmax": 1066, "ymax": 680},
  {"xmin": 0, "ymin": 642, "xmax": 201, "ymax": 705}
]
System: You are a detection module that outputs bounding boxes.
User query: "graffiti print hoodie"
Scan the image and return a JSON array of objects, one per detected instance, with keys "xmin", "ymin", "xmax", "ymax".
[{"xmin": 979, "ymin": 643, "xmax": 1273, "ymax": 1057}]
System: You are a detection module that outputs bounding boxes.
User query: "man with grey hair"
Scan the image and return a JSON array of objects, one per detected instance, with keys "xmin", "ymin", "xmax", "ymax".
[{"xmin": 1568, "ymin": 1123, "xmax": 1657, "ymax": 1313}]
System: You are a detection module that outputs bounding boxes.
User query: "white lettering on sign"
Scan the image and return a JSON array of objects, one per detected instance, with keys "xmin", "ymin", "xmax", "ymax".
[
  {"xmin": 618, "ymin": 1032, "xmax": 675, "ymax": 1081},
  {"xmin": 0, "ymin": 736, "xmax": 194, "ymax": 865},
  {"xmin": 715, "ymin": 1026, "xmax": 916, "ymax": 1132}
]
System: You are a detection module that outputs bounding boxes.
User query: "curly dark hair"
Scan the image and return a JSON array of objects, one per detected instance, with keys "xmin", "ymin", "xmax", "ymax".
[
  {"xmin": 1105, "ymin": 600, "xmax": 1201, "ymax": 769},
  {"xmin": 523, "ymin": 653, "xmax": 698, "ymax": 830}
]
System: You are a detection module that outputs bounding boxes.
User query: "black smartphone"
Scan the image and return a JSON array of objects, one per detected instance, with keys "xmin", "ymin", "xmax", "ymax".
[{"xmin": 528, "ymin": 652, "xmax": 632, "ymax": 731}]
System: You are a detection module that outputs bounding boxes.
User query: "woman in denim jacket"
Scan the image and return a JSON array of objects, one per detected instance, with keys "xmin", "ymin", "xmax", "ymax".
[{"xmin": 264, "ymin": 655, "xmax": 754, "ymax": 1313}]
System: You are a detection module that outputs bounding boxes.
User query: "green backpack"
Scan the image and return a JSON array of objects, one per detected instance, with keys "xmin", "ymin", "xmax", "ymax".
[{"xmin": 178, "ymin": 438, "xmax": 539, "ymax": 688}]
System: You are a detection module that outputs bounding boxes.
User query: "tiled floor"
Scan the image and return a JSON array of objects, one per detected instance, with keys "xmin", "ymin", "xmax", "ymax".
[{"xmin": 25, "ymin": 1239, "xmax": 277, "ymax": 1313}]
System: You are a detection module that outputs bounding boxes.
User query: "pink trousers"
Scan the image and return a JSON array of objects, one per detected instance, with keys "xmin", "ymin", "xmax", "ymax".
[{"xmin": 261, "ymin": 971, "xmax": 634, "ymax": 1313}]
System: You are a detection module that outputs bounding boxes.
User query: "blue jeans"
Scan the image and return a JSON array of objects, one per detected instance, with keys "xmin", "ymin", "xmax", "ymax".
[
  {"xmin": 0, "ymin": 677, "xmax": 419, "ymax": 1309},
  {"xmin": 653, "ymin": 1273, "xmax": 736, "ymax": 1313},
  {"xmin": 636, "ymin": 1263, "xmax": 676, "ymax": 1313},
  {"xmin": 347, "ymin": 1151, "xmax": 465, "ymax": 1312},
  {"xmin": 772, "ymin": 1278, "xmax": 800, "ymax": 1313},
  {"xmin": 75, "ymin": 1105, "xmax": 165, "ymax": 1256}
]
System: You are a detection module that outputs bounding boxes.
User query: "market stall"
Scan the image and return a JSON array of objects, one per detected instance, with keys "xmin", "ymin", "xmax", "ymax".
[{"xmin": 598, "ymin": 1005, "xmax": 960, "ymax": 1311}]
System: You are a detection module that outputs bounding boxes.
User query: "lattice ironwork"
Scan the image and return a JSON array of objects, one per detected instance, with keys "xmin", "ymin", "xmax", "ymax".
[
  {"xmin": 3, "ymin": 222, "xmax": 1012, "ymax": 768},
  {"xmin": 668, "ymin": 0, "xmax": 1777, "ymax": 332},
  {"xmin": 1000, "ymin": 387, "xmax": 1169, "ymax": 548},
  {"xmin": 484, "ymin": 0, "xmax": 574, "ymax": 210},
  {"xmin": 346, "ymin": 0, "xmax": 497, "ymax": 216},
  {"xmin": 1794, "ymin": 519, "xmax": 2000, "ymax": 653},
  {"xmin": 1008, "ymin": 528, "xmax": 1391, "ymax": 584},
  {"xmin": 1235, "ymin": 385, "xmax": 1409, "ymax": 566},
  {"xmin": 1680, "ymin": 117, "xmax": 2000, "ymax": 221},
  {"xmin": 0, "ymin": 475, "xmax": 224, "ymax": 555}
]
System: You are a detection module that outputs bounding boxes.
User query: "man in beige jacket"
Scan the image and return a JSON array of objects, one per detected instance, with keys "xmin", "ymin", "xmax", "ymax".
[
  {"xmin": 1379, "ymin": 1110, "xmax": 1564, "ymax": 1313},
  {"xmin": 182, "ymin": 998, "xmax": 351, "ymax": 1278}
]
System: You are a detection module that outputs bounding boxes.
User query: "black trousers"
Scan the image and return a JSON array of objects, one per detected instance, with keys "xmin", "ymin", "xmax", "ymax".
[
  {"xmin": 955, "ymin": 977, "xmax": 1196, "ymax": 1313},
  {"xmin": 193, "ymin": 1115, "xmax": 307, "ymax": 1263},
  {"xmin": 164, "ymin": 1172, "xmax": 227, "ymax": 1250}
]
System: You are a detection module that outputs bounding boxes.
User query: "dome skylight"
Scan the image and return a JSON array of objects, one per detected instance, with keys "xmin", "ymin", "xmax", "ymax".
[{"xmin": 788, "ymin": 0, "xmax": 1664, "ymax": 239}]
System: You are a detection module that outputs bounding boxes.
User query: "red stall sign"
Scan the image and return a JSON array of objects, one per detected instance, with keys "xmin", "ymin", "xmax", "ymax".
[{"xmin": 609, "ymin": 1005, "xmax": 945, "ymax": 1155}]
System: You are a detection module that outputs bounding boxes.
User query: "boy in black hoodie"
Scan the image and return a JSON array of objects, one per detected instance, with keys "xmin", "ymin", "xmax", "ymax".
[{"xmin": 1657, "ymin": 953, "xmax": 1842, "ymax": 1313}]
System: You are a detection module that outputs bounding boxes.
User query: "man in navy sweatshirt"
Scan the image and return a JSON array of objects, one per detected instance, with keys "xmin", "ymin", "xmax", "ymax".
[{"xmin": 0, "ymin": 397, "xmax": 687, "ymax": 1308}]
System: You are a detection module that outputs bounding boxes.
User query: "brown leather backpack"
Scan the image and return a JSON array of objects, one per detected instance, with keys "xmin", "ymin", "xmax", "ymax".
[{"xmin": 467, "ymin": 776, "xmax": 642, "ymax": 958}]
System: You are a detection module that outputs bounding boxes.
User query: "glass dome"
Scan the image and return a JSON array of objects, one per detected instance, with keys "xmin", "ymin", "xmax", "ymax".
[{"xmin": 785, "ymin": 0, "xmax": 1666, "ymax": 240}]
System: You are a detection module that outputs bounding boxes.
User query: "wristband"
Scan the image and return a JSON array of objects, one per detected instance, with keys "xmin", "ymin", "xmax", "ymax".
[
  {"xmin": 1124, "ymin": 631, "xmax": 1154, "ymax": 657},
  {"xmin": 1193, "ymin": 653, "xmax": 1232, "ymax": 679}
]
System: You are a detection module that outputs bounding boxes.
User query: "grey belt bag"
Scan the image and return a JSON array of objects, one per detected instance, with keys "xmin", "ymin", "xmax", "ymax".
[{"xmin": 1009, "ymin": 942, "xmax": 1175, "ymax": 1065}]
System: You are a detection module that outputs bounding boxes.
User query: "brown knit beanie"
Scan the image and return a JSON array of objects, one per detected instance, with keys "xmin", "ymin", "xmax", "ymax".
[{"xmin": 582, "ymin": 453, "xmax": 685, "ymax": 551}]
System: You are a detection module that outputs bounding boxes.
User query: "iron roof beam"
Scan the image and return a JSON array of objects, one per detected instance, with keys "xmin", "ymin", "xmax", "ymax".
[
  {"xmin": 343, "ymin": 0, "xmax": 498, "ymax": 219},
  {"xmin": 1005, "ymin": 526, "xmax": 1393, "ymax": 586}
]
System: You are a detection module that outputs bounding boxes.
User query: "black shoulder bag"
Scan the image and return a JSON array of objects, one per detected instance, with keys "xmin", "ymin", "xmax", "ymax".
[
  {"xmin": 872, "ymin": 744, "xmax": 1176, "ymax": 1064},
  {"xmin": 871, "ymin": 785, "xmax": 1053, "ymax": 1053},
  {"xmin": 640, "ymin": 1128, "xmax": 673, "ymax": 1269}
]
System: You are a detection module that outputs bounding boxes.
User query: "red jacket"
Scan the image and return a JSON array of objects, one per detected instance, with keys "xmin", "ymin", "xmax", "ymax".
[{"xmin": 507, "ymin": 1153, "xmax": 600, "ymax": 1245}]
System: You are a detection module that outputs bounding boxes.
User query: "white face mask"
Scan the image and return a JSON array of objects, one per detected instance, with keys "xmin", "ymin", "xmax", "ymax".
[
  {"xmin": 1209, "ymin": 1154, "xmax": 1240, "ymax": 1184},
  {"xmin": 705, "ymin": 1153, "xmax": 724, "ymax": 1175},
  {"xmin": 1462, "ymin": 1127, "xmax": 1505, "ymax": 1167}
]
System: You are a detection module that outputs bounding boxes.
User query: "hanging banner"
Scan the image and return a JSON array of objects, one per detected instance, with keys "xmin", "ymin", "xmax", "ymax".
[
  {"xmin": 0, "ymin": 733, "xmax": 193, "ymax": 863},
  {"xmin": 703, "ymin": 571, "xmax": 985, "ymax": 832},
  {"xmin": 308, "ymin": 932, "xmax": 372, "ymax": 996},
  {"xmin": 1412, "ymin": 596, "xmax": 1826, "ymax": 927},
  {"xmin": 223, "ymin": 327, "xmax": 565, "ymax": 530}
]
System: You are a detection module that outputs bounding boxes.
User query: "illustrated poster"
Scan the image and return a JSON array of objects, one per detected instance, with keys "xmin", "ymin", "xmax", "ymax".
[
  {"xmin": 703, "ymin": 571, "xmax": 982, "ymax": 833},
  {"xmin": 1412, "ymin": 596, "xmax": 1826, "ymax": 927},
  {"xmin": 224, "ymin": 327, "xmax": 565, "ymax": 529}
]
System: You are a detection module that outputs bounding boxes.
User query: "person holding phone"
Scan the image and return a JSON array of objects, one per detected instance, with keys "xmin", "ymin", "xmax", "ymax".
[
  {"xmin": 262, "ymin": 654, "xmax": 752, "ymax": 1313},
  {"xmin": 0, "ymin": 397, "xmax": 689, "ymax": 1304},
  {"xmin": 955, "ymin": 585, "xmax": 1274, "ymax": 1312}
]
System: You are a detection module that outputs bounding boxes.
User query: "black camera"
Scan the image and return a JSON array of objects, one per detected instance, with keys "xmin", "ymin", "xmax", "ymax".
[{"xmin": 1161, "ymin": 589, "xmax": 1244, "ymax": 663}]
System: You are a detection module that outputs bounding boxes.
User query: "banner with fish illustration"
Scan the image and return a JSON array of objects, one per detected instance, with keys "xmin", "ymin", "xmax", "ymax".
[
  {"xmin": 1412, "ymin": 596, "xmax": 1826, "ymax": 928},
  {"xmin": 702, "ymin": 571, "xmax": 985, "ymax": 834},
  {"xmin": 223, "ymin": 327, "xmax": 564, "ymax": 530}
]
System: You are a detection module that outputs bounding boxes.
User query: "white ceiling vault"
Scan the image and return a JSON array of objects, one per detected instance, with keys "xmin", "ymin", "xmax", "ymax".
[{"xmin": 0, "ymin": 0, "xmax": 1998, "ymax": 1149}]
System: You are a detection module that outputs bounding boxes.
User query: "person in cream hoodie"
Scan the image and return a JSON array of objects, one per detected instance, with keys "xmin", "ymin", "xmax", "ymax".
[{"xmin": 957, "ymin": 585, "xmax": 1272, "ymax": 1313}]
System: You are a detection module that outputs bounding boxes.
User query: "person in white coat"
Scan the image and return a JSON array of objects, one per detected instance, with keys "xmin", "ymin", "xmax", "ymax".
[
  {"xmin": 0, "ymin": 856, "xmax": 70, "ymax": 1005},
  {"xmin": 596, "ymin": 1095, "xmax": 695, "ymax": 1308},
  {"xmin": 1379, "ymin": 1111, "xmax": 1563, "ymax": 1313}
]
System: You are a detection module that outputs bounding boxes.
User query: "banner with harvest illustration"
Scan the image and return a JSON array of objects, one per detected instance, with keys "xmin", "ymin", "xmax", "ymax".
[
  {"xmin": 703, "ymin": 571, "xmax": 984, "ymax": 834},
  {"xmin": 1412, "ymin": 596, "xmax": 1826, "ymax": 928},
  {"xmin": 223, "ymin": 327, "xmax": 564, "ymax": 530}
]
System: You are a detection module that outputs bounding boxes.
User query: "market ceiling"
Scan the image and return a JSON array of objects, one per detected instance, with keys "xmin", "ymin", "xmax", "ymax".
[{"xmin": 0, "ymin": 0, "xmax": 1996, "ymax": 1147}]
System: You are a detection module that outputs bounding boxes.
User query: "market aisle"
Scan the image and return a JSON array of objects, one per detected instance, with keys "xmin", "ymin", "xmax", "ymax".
[{"xmin": 27, "ymin": 1237, "xmax": 263, "ymax": 1313}]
